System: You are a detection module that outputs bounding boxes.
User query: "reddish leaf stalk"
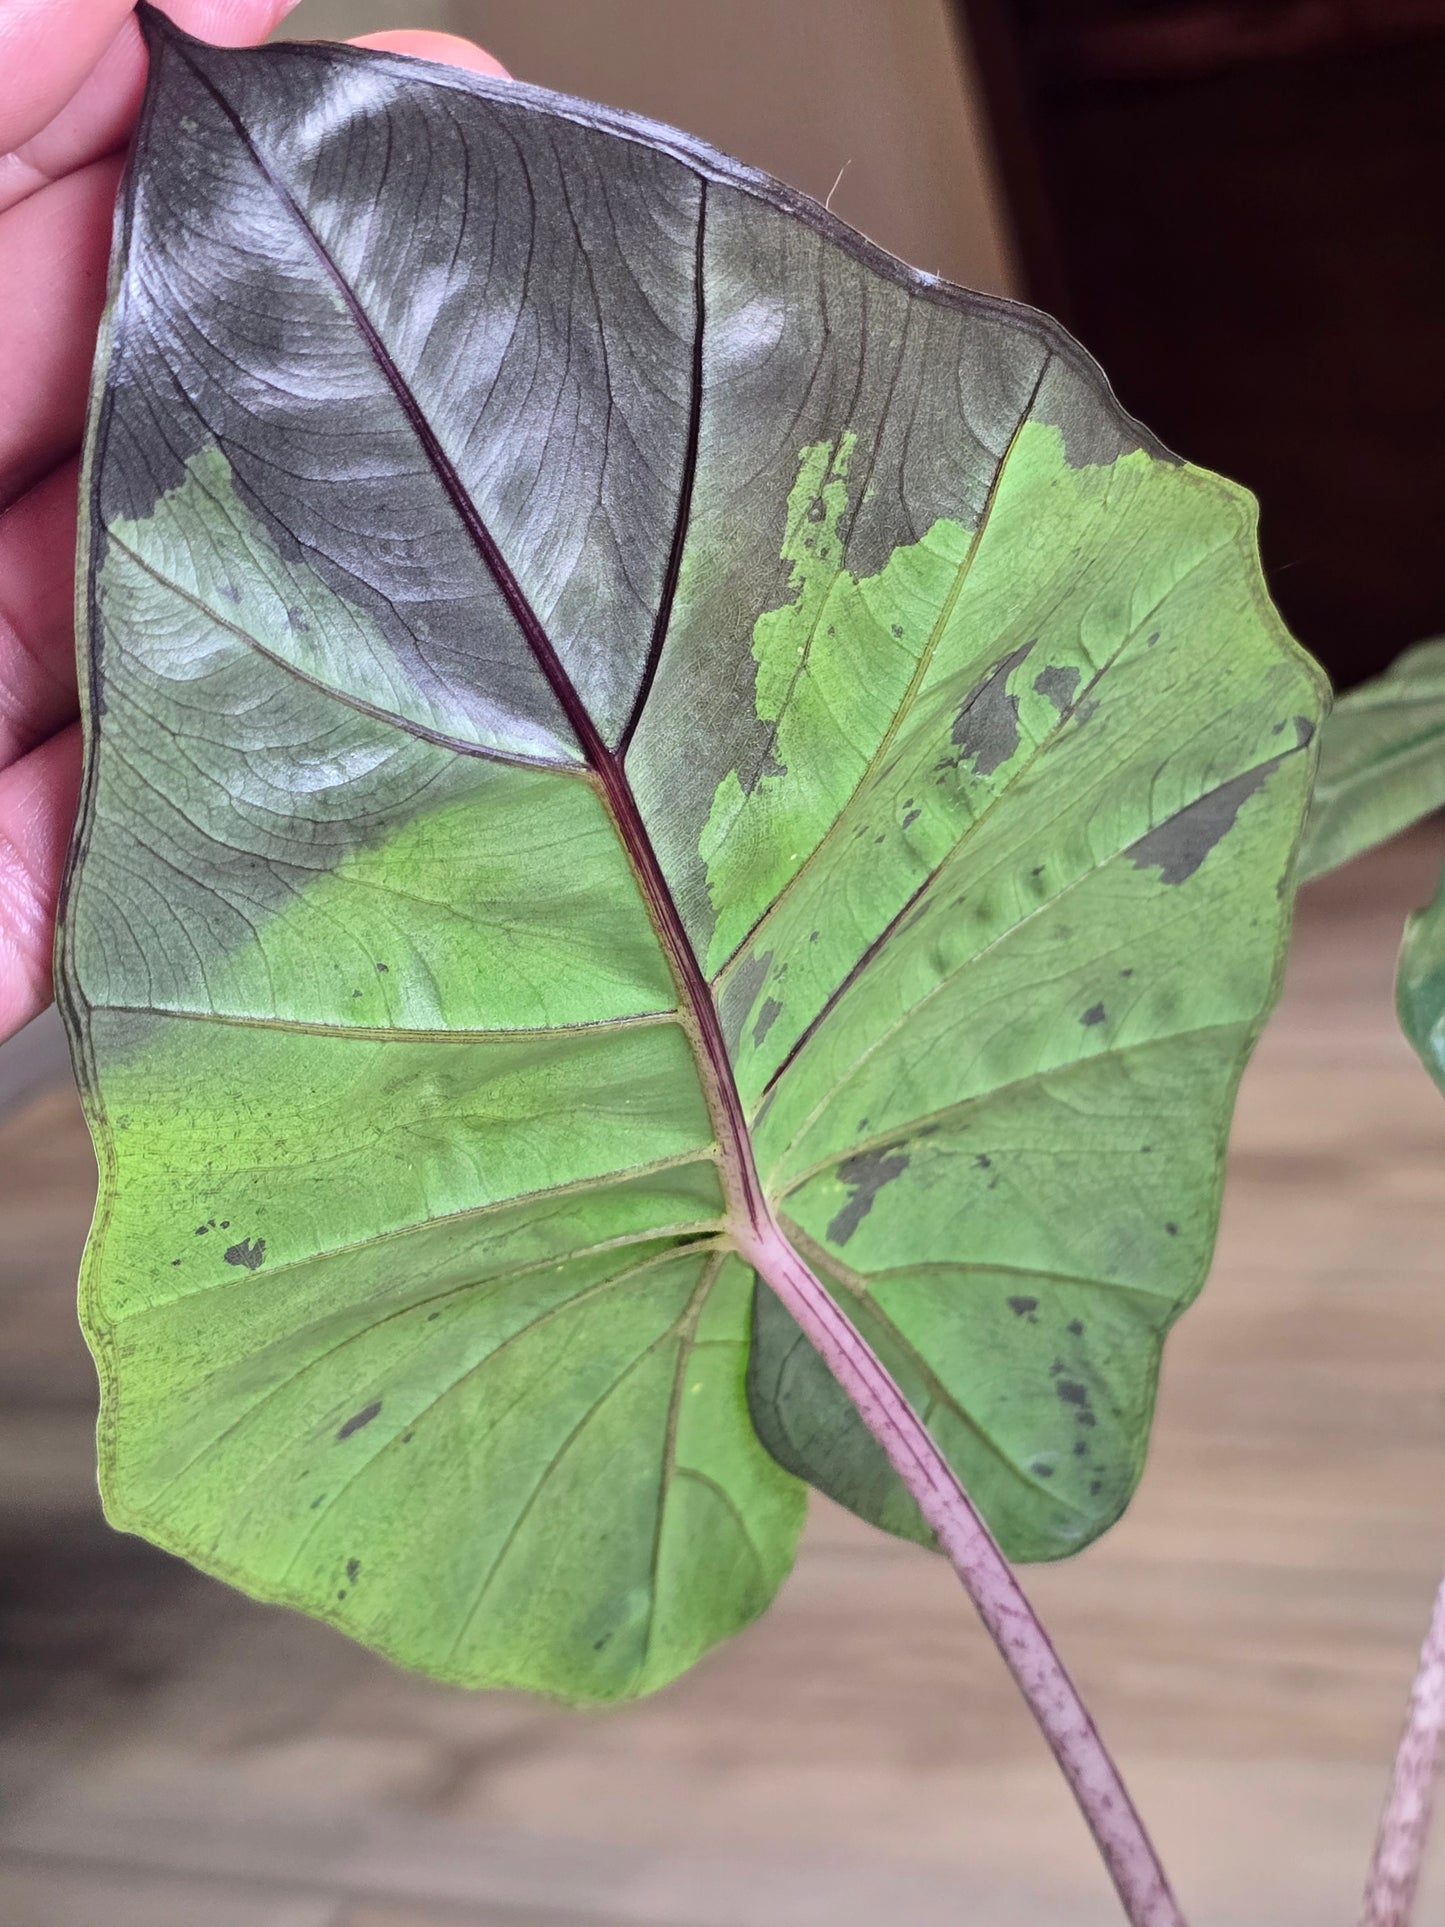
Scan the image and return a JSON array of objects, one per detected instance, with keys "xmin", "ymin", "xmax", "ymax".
[
  {"xmin": 1361, "ymin": 1565, "xmax": 1445, "ymax": 1926},
  {"xmin": 736, "ymin": 1218, "xmax": 1187, "ymax": 1927}
]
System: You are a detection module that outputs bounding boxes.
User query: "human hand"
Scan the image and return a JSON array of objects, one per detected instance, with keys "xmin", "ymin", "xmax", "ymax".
[{"xmin": 0, "ymin": 0, "xmax": 506, "ymax": 1043}]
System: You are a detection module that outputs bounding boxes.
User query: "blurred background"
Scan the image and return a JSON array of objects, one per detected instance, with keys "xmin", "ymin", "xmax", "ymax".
[{"xmin": 3, "ymin": 3, "xmax": 1445, "ymax": 1923}]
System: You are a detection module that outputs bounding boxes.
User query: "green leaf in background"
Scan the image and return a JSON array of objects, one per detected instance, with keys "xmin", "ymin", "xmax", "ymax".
[
  {"xmin": 1298, "ymin": 636, "xmax": 1445, "ymax": 882},
  {"xmin": 59, "ymin": 10, "xmax": 1323, "ymax": 1700},
  {"xmin": 1399, "ymin": 870, "xmax": 1445, "ymax": 1098}
]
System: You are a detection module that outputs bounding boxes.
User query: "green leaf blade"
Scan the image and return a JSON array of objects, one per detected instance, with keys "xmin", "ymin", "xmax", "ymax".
[
  {"xmin": 1399, "ymin": 866, "xmax": 1445, "ymax": 1100},
  {"xmin": 732, "ymin": 437, "xmax": 1321, "ymax": 1556}
]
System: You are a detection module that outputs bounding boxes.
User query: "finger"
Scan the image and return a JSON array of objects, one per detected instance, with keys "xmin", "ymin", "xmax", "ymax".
[
  {"xmin": 0, "ymin": 2, "xmax": 303, "ymax": 216},
  {"xmin": 0, "ymin": 17, "xmax": 142, "ymax": 216},
  {"xmin": 0, "ymin": 461, "xmax": 80, "ymax": 766},
  {"xmin": 0, "ymin": 156, "xmax": 121, "ymax": 511},
  {"xmin": 0, "ymin": 723, "xmax": 81, "ymax": 1043},
  {"xmin": 349, "ymin": 30, "xmax": 510, "ymax": 80},
  {"xmin": 0, "ymin": 0, "xmax": 136, "ymax": 158},
  {"xmin": 159, "ymin": 0, "xmax": 303, "ymax": 45}
]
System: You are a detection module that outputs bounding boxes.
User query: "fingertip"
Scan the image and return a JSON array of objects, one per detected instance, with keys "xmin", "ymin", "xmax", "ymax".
[
  {"xmin": 348, "ymin": 31, "xmax": 510, "ymax": 81},
  {"xmin": 0, "ymin": 723, "xmax": 82, "ymax": 1043},
  {"xmin": 0, "ymin": 0, "xmax": 135, "ymax": 157},
  {"xmin": 145, "ymin": 0, "xmax": 303, "ymax": 51}
]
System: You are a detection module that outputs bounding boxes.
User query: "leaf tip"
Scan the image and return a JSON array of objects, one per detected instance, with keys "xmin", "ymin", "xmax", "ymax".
[{"xmin": 135, "ymin": 2, "xmax": 182, "ymax": 53}]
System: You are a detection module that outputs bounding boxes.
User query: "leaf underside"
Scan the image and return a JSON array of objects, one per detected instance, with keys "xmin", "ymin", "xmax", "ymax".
[{"xmin": 61, "ymin": 14, "xmax": 1324, "ymax": 1701}]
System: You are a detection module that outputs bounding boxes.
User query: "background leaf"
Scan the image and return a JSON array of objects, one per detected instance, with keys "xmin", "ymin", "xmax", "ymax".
[
  {"xmin": 1298, "ymin": 636, "xmax": 1445, "ymax": 882},
  {"xmin": 1400, "ymin": 869, "xmax": 1445, "ymax": 1098},
  {"xmin": 61, "ymin": 16, "xmax": 1323, "ymax": 1698}
]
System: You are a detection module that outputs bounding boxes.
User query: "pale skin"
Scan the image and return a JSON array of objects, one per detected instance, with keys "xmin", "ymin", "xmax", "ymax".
[{"xmin": 0, "ymin": 0, "xmax": 507, "ymax": 1044}]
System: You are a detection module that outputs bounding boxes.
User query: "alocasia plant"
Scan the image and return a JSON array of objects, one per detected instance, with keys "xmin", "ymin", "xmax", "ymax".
[{"xmin": 58, "ymin": 9, "xmax": 1326, "ymax": 1921}]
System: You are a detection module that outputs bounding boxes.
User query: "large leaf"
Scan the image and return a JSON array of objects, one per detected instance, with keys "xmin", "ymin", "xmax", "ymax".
[
  {"xmin": 1298, "ymin": 636, "xmax": 1445, "ymax": 881},
  {"xmin": 60, "ymin": 11, "xmax": 1323, "ymax": 1699}
]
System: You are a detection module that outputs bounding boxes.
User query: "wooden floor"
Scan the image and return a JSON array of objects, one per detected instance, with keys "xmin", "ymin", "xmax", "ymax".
[{"xmin": 3, "ymin": 836, "xmax": 1445, "ymax": 1927}]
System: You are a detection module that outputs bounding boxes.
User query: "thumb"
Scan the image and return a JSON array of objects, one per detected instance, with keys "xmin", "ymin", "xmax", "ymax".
[{"xmin": 347, "ymin": 30, "xmax": 510, "ymax": 81}]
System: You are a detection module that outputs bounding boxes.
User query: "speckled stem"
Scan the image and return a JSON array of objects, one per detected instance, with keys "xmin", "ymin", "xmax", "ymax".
[
  {"xmin": 1361, "ymin": 1565, "xmax": 1445, "ymax": 1926},
  {"xmin": 737, "ymin": 1216, "xmax": 1188, "ymax": 1927}
]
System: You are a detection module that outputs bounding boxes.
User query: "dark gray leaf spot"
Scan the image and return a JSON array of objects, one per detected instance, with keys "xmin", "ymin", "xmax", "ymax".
[
  {"xmin": 1031, "ymin": 1460, "xmax": 1055, "ymax": 1478},
  {"xmin": 1293, "ymin": 715, "xmax": 1315, "ymax": 747},
  {"xmin": 1080, "ymin": 1003, "xmax": 1106, "ymax": 1027},
  {"xmin": 901, "ymin": 808, "xmax": 921, "ymax": 828},
  {"xmin": 346, "ymin": 1558, "xmax": 360, "ymax": 1583},
  {"xmin": 1073, "ymin": 1439, "xmax": 1089, "ymax": 1457},
  {"xmin": 1055, "ymin": 1378, "xmax": 1089, "ymax": 1407},
  {"xmin": 1090, "ymin": 1477, "xmax": 1105, "ymax": 1496},
  {"xmin": 1067, "ymin": 1318, "xmax": 1084, "ymax": 1336},
  {"xmin": 718, "ymin": 948, "xmax": 774, "ymax": 1053},
  {"xmin": 1033, "ymin": 664, "xmax": 1080, "ymax": 715},
  {"xmin": 310, "ymin": 1495, "xmax": 325, "ymax": 1510},
  {"xmin": 891, "ymin": 623, "xmax": 905, "ymax": 638},
  {"xmin": 976, "ymin": 1154, "xmax": 992, "ymax": 1169},
  {"xmin": 1165, "ymin": 1221, "xmax": 1179, "ymax": 1237},
  {"xmin": 1127, "ymin": 755, "xmax": 1285, "ymax": 885},
  {"xmin": 336, "ymin": 1400, "xmax": 381, "ymax": 1441},
  {"xmin": 1007, "ymin": 1295, "xmax": 1038, "ymax": 1320},
  {"xmin": 223, "ymin": 1236, "xmax": 266, "ymax": 1270},
  {"xmin": 826, "ymin": 1145, "xmax": 910, "ymax": 1245},
  {"xmin": 752, "ymin": 997, "xmax": 784, "ymax": 1047},
  {"xmin": 375, "ymin": 961, "xmax": 389, "ymax": 973},
  {"xmin": 950, "ymin": 642, "xmax": 1033, "ymax": 776}
]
